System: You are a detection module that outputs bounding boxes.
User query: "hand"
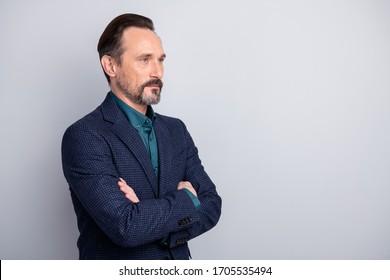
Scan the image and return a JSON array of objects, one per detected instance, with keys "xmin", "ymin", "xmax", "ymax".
[
  {"xmin": 177, "ymin": 181, "xmax": 198, "ymax": 197},
  {"xmin": 117, "ymin": 178, "xmax": 140, "ymax": 203}
]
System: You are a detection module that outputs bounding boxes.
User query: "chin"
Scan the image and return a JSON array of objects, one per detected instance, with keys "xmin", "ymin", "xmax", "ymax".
[{"xmin": 143, "ymin": 91, "xmax": 161, "ymax": 105}]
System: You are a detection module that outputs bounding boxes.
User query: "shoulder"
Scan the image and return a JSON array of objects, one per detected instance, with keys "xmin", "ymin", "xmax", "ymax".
[
  {"xmin": 155, "ymin": 113, "xmax": 182, "ymax": 124},
  {"xmin": 63, "ymin": 93, "xmax": 119, "ymax": 137},
  {"xmin": 64, "ymin": 107, "xmax": 102, "ymax": 133},
  {"xmin": 153, "ymin": 113, "xmax": 197, "ymax": 149},
  {"xmin": 155, "ymin": 113, "xmax": 188, "ymax": 132},
  {"xmin": 62, "ymin": 104, "xmax": 110, "ymax": 149}
]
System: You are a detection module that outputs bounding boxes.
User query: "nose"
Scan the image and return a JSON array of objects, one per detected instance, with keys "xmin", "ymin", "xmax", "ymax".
[{"xmin": 150, "ymin": 60, "xmax": 163, "ymax": 80}]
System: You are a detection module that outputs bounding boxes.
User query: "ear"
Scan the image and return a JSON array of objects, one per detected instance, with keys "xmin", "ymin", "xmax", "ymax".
[{"xmin": 101, "ymin": 55, "xmax": 117, "ymax": 79}]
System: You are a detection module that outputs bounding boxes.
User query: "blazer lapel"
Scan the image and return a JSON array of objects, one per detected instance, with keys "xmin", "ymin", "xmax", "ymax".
[
  {"xmin": 100, "ymin": 94, "xmax": 159, "ymax": 197},
  {"xmin": 154, "ymin": 117, "xmax": 173, "ymax": 197}
]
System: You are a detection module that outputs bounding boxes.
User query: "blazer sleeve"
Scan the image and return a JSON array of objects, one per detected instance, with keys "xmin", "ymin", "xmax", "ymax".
[
  {"xmin": 61, "ymin": 122, "xmax": 201, "ymax": 248},
  {"xmin": 168, "ymin": 121, "xmax": 222, "ymax": 248}
]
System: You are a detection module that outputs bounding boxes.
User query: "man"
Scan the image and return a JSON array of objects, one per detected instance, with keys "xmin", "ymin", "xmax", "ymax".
[{"xmin": 61, "ymin": 13, "xmax": 222, "ymax": 260}]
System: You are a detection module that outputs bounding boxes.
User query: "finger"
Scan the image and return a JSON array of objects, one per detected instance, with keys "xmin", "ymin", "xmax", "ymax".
[
  {"xmin": 117, "ymin": 183, "xmax": 126, "ymax": 190},
  {"xmin": 177, "ymin": 181, "xmax": 197, "ymax": 197},
  {"xmin": 117, "ymin": 180, "xmax": 140, "ymax": 203},
  {"xmin": 125, "ymin": 193, "xmax": 140, "ymax": 203},
  {"xmin": 118, "ymin": 186, "xmax": 134, "ymax": 199},
  {"xmin": 120, "ymin": 186, "xmax": 134, "ymax": 197},
  {"xmin": 118, "ymin": 178, "xmax": 128, "ymax": 186},
  {"xmin": 177, "ymin": 181, "xmax": 186, "ymax": 190},
  {"xmin": 119, "ymin": 186, "xmax": 130, "ymax": 195}
]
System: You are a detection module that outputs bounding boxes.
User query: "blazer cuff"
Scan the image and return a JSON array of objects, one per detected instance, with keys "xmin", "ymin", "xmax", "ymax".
[{"xmin": 169, "ymin": 230, "xmax": 190, "ymax": 248}]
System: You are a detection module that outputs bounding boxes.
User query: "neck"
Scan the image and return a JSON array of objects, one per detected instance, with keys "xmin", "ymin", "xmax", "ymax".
[{"xmin": 110, "ymin": 90, "xmax": 147, "ymax": 115}]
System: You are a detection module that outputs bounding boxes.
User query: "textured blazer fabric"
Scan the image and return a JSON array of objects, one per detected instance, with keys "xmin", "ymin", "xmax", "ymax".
[{"xmin": 61, "ymin": 94, "xmax": 222, "ymax": 259}]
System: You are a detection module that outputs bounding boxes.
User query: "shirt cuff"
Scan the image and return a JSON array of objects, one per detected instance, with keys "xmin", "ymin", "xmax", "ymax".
[
  {"xmin": 182, "ymin": 188, "xmax": 201, "ymax": 211},
  {"xmin": 160, "ymin": 234, "xmax": 170, "ymax": 247}
]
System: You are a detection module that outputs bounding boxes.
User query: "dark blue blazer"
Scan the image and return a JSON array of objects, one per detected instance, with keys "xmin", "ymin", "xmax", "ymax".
[{"xmin": 61, "ymin": 94, "xmax": 222, "ymax": 259}]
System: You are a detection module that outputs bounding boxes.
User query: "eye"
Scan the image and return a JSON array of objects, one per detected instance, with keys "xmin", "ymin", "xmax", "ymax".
[{"xmin": 142, "ymin": 57, "xmax": 150, "ymax": 63}]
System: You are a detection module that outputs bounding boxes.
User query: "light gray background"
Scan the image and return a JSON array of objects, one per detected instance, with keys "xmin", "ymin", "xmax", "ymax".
[{"xmin": 1, "ymin": 0, "xmax": 389, "ymax": 259}]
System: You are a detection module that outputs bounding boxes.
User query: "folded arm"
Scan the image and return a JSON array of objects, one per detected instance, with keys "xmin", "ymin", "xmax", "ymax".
[
  {"xmin": 168, "ymin": 123, "xmax": 222, "ymax": 246},
  {"xmin": 61, "ymin": 124, "xmax": 201, "ymax": 248},
  {"xmin": 116, "ymin": 121, "xmax": 222, "ymax": 248}
]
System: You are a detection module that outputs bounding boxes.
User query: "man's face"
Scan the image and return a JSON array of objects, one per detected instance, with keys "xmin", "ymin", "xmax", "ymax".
[{"xmin": 114, "ymin": 27, "xmax": 166, "ymax": 106}]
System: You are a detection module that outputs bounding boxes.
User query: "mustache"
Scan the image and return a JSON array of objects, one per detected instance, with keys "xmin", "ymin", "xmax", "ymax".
[{"xmin": 142, "ymin": 79, "xmax": 163, "ymax": 90}]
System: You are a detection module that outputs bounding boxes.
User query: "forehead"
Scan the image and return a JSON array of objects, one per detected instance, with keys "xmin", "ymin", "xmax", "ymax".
[{"xmin": 121, "ymin": 27, "xmax": 164, "ymax": 56}]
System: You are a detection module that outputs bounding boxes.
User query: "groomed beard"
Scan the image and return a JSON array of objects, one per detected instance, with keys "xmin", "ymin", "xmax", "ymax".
[{"xmin": 115, "ymin": 77, "xmax": 163, "ymax": 106}]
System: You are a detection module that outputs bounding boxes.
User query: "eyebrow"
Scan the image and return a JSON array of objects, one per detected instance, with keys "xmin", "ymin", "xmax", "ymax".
[{"xmin": 137, "ymin": 53, "xmax": 166, "ymax": 59}]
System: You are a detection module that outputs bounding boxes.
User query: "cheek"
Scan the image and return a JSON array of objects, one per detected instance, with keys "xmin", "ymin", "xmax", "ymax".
[
  {"xmin": 129, "ymin": 68, "xmax": 148, "ymax": 84},
  {"xmin": 118, "ymin": 69, "xmax": 135, "ymax": 85},
  {"xmin": 120, "ymin": 64, "xmax": 150, "ymax": 89}
]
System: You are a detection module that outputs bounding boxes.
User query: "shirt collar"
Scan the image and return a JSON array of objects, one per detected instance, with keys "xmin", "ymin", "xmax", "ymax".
[{"xmin": 109, "ymin": 91, "xmax": 156, "ymax": 128}]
